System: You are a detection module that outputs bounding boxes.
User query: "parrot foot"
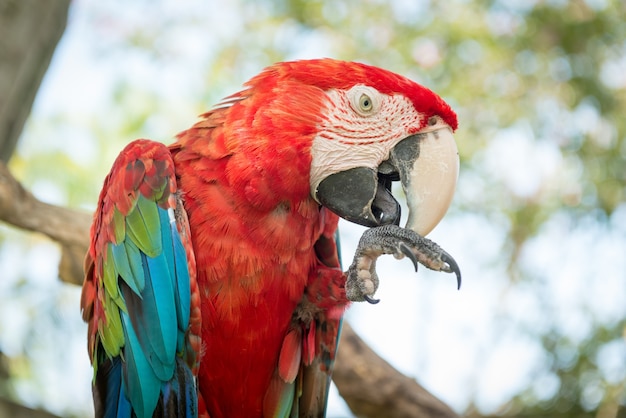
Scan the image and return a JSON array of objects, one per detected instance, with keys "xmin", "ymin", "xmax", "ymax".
[{"xmin": 345, "ymin": 224, "xmax": 461, "ymax": 303}]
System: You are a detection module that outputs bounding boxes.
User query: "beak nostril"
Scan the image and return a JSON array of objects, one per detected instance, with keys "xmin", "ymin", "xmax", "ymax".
[{"xmin": 377, "ymin": 160, "xmax": 399, "ymax": 180}]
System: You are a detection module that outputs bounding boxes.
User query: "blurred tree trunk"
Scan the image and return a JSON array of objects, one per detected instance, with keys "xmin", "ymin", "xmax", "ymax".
[
  {"xmin": 0, "ymin": 0, "xmax": 70, "ymax": 163},
  {"xmin": 0, "ymin": 1, "xmax": 68, "ymax": 417},
  {"xmin": 0, "ymin": 1, "xmax": 461, "ymax": 416}
]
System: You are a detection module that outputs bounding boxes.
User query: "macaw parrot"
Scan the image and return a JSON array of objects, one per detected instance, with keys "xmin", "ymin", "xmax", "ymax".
[{"xmin": 81, "ymin": 58, "xmax": 461, "ymax": 418}]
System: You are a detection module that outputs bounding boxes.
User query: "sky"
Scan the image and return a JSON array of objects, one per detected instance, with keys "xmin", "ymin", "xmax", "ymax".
[{"xmin": 3, "ymin": 0, "xmax": 625, "ymax": 417}]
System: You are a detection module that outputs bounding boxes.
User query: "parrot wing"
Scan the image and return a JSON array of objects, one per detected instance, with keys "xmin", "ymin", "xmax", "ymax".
[{"xmin": 81, "ymin": 139, "xmax": 200, "ymax": 418}]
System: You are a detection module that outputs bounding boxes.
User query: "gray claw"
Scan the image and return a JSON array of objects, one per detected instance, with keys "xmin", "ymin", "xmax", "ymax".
[
  {"xmin": 346, "ymin": 225, "xmax": 462, "ymax": 304},
  {"xmin": 363, "ymin": 295, "xmax": 380, "ymax": 304},
  {"xmin": 441, "ymin": 251, "xmax": 462, "ymax": 289},
  {"xmin": 399, "ymin": 242, "xmax": 418, "ymax": 272}
]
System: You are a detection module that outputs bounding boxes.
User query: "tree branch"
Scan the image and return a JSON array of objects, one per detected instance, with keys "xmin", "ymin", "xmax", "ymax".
[
  {"xmin": 0, "ymin": 397, "xmax": 61, "ymax": 418},
  {"xmin": 0, "ymin": 162, "xmax": 91, "ymax": 285},
  {"xmin": 335, "ymin": 322, "xmax": 459, "ymax": 418}
]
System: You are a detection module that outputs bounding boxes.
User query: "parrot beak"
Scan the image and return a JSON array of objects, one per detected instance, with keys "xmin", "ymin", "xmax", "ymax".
[
  {"xmin": 392, "ymin": 127, "xmax": 459, "ymax": 236},
  {"xmin": 316, "ymin": 127, "xmax": 458, "ymax": 234}
]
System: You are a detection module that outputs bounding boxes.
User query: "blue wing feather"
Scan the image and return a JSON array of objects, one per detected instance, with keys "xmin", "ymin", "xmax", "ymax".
[
  {"xmin": 159, "ymin": 358, "xmax": 198, "ymax": 416},
  {"xmin": 96, "ymin": 357, "xmax": 132, "ymax": 418},
  {"xmin": 144, "ymin": 252, "xmax": 178, "ymax": 365},
  {"xmin": 120, "ymin": 307, "xmax": 161, "ymax": 418},
  {"xmin": 170, "ymin": 215, "xmax": 191, "ymax": 339},
  {"xmin": 159, "ymin": 207, "xmax": 192, "ymax": 339}
]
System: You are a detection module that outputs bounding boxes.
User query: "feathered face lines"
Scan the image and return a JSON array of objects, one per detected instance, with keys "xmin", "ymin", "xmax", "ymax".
[
  {"xmin": 309, "ymin": 82, "xmax": 448, "ymax": 197},
  {"xmin": 247, "ymin": 59, "xmax": 458, "ymax": 131},
  {"xmin": 316, "ymin": 88, "xmax": 422, "ymax": 145}
]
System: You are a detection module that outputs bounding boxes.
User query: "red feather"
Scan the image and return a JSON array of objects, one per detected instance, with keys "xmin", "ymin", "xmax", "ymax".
[{"xmin": 278, "ymin": 329, "xmax": 302, "ymax": 383}]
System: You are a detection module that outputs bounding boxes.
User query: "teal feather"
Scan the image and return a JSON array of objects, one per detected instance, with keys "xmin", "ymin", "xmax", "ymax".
[
  {"xmin": 120, "ymin": 309, "xmax": 161, "ymax": 418},
  {"xmin": 334, "ymin": 229, "xmax": 342, "ymax": 268},
  {"xmin": 137, "ymin": 253, "xmax": 176, "ymax": 380},
  {"xmin": 158, "ymin": 208, "xmax": 192, "ymax": 351},
  {"xmin": 170, "ymin": 218, "xmax": 191, "ymax": 335},
  {"xmin": 145, "ymin": 252, "xmax": 178, "ymax": 362},
  {"xmin": 159, "ymin": 208, "xmax": 175, "ymax": 278}
]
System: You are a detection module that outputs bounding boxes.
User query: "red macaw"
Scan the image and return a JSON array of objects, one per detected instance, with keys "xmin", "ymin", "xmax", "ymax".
[{"xmin": 81, "ymin": 58, "xmax": 461, "ymax": 418}]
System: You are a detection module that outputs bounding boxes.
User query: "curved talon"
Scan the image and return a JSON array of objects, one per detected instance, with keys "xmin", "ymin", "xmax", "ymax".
[
  {"xmin": 441, "ymin": 251, "xmax": 462, "ymax": 290},
  {"xmin": 363, "ymin": 295, "xmax": 380, "ymax": 304},
  {"xmin": 398, "ymin": 242, "xmax": 418, "ymax": 272}
]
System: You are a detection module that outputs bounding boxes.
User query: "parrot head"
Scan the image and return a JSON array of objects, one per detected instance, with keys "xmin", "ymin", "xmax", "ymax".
[
  {"xmin": 217, "ymin": 59, "xmax": 459, "ymax": 236},
  {"xmin": 307, "ymin": 61, "xmax": 458, "ymax": 236}
]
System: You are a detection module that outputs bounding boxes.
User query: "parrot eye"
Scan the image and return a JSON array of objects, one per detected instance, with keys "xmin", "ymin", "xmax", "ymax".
[
  {"xmin": 347, "ymin": 85, "xmax": 380, "ymax": 117},
  {"xmin": 359, "ymin": 94, "xmax": 373, "ymax": 112}
]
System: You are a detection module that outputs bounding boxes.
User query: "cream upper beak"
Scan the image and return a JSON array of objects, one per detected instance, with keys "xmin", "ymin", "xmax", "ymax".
[{"xmin": 403, "ymin": 127, "xmax": 459, "ymax": 236}]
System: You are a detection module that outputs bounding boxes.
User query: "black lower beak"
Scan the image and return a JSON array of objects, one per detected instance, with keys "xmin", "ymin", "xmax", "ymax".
[{"xmin": 316, "ymin": 167, "xmax": 400, "ymax": 227}]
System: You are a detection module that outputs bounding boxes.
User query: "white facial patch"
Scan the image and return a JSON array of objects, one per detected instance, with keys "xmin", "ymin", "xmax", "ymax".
[{"xmin": 309, "ymin": 86, "xmax": 422, "ymax": 199}]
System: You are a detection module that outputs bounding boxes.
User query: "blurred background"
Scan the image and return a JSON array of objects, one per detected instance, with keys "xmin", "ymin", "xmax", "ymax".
[{"xmin": 0, "ymin": 0, "xmax": 625, "ymax": 417}]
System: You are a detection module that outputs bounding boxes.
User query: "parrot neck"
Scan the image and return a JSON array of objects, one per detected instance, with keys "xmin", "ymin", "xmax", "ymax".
[{"xmin": 174, "ymin": 97, "xmax": 323, "ymax": 209}]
